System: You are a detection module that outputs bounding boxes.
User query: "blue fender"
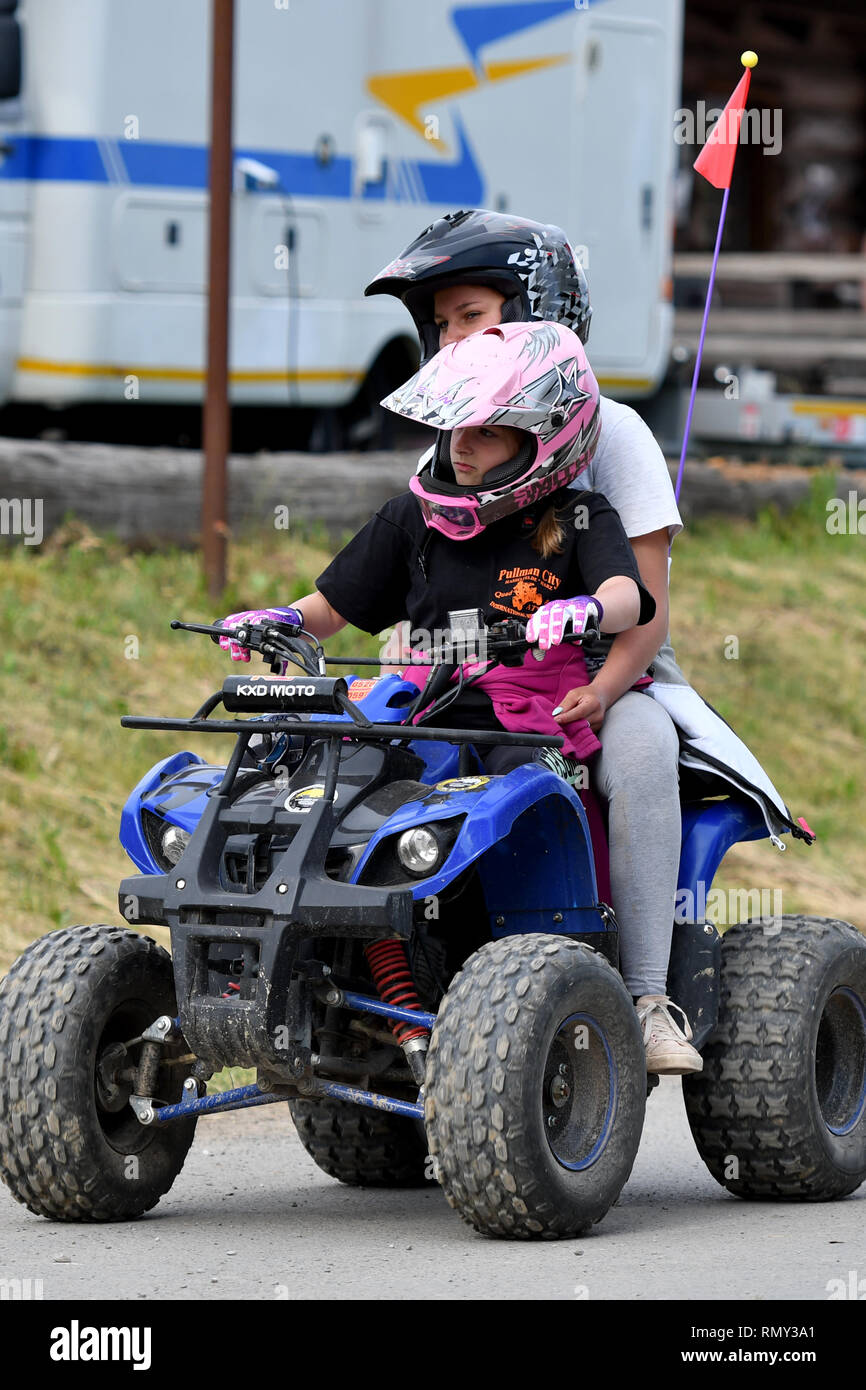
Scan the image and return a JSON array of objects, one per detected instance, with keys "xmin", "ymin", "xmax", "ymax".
[
  {"xmin": 117, "ymin": 675, "xmax": 448, "ymax": 876},
  {"xmin": 677, "ymin": 799, "xmax": 769, "ymax": 915},
  {"xmin": 120, "ymin": 751, "xmax": 221, "ymax": 873},
  {"xmin": 353, "ymin": 763, "xmax": 608, "ymax": 936}
]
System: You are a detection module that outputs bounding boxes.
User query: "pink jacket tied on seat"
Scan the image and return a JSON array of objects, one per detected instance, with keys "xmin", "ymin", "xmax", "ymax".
[
  {"xmin": 403, "ymin": 643, "xmax": 602, "ymax": 761},
  {"xmin": 400, "ymin": 643, "xmax": 652, "ymax": 905}
]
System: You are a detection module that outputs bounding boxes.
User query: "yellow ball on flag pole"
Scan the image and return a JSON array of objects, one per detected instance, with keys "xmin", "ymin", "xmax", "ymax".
[{"xmin": 740, "ymin": 50, "xmax": 758, "ymax": 68}]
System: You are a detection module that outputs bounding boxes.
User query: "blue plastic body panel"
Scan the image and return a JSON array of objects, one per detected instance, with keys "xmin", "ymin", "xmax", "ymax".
[
  {"xmin": 350, "ymin": 762, "xmax": 604, "ymax": 934},
  {"xmin": 120, "ymin": 675, "xmax": 777, "ymax": 925},
  {"xmin": 315, "ymin": 676, "xmax": 464, "ymax": 781},
  {"xmin": 310, "ymin": 673, "xmax": 416, "ymax": 724},
  {"xmin": 677, "ymin": 798, "xmax": 769, "ymax": 914},
  {"xmin": 120, "ymin": 750, "xmax": 217, "ymax": 873}
]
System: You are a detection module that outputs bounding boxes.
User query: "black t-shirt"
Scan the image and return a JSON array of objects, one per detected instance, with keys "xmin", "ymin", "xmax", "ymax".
[
  {"xmin": 317, "ymin": 488, "xmax": 654, "ymax": 731},
  {"xmin": 318, "ymin": 488, "xmax": 654, "ymax": 635}
]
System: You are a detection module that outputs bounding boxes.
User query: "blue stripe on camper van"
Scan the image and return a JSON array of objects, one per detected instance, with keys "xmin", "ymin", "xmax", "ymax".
[
  {"xmin": 0, "ymin": 134, "xmax": 109, "ymax": 182},
  {"xmin": 452, "ymin": 1, "xmax": 587, "ymax": 70},
  {"xmin": 121, "ymin": 140, "xmax": 352, "ymax": 197},
  {"xmin": 0, "ymin": 116, "xmax": 484, "ymax": 204}
]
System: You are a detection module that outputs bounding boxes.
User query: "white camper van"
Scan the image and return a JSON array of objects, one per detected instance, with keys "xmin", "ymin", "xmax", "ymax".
[{"xmin": 0, "ymin": 0, "xmax": 682, "ymax": 419}]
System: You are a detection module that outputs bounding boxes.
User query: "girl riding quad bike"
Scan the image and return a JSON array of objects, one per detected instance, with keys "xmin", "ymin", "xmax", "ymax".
[
  {"xmin": 219, "ymin": 320, "xmax": 711, "ymax": 1072},
  {"xmin": 0, "ymin": 323, "xmax": 863, "ymax": 1241},
  {"xmin": 364, "ymin": 208, "xmax": 820, "ymax": 1069}
]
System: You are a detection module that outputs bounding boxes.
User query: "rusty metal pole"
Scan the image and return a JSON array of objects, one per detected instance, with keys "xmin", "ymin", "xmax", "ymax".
[{"xmin": 202, "ymin": 0, "xmax": 234, "ymax": 601}]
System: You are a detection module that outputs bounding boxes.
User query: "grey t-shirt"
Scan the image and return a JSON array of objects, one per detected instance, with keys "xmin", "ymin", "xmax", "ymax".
[
  {"xmin": 574, "ymin": 395, "xmax": 682, "ymax": 675},
  {"xmin": 579, "ymin": 395, "xmax": 682, "ymax": 543}
]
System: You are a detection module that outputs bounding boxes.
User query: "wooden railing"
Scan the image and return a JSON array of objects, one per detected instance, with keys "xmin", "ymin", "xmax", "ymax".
[
  {"xmin": 672, "ymin": 254, "xmax": 866, "ymax": 374},
  {"xmin": 673, "ymin": 253, "xmax": 866, "ymax": 282}
]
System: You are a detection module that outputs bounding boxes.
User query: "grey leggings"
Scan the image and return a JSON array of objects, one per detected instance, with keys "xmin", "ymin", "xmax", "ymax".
[
  {"xmin": 594, "ymin": 690, "xmax": 681, "ymax": 997},
  {"xmin": 480, "ymin": 693, "xmax": 681, "ymax": 996}
]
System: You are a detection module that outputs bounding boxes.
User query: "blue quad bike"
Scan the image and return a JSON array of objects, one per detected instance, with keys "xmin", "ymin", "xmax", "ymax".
[{"xmin": 1, "ymin": 614, "xmax": 864, "ymax": 1240}]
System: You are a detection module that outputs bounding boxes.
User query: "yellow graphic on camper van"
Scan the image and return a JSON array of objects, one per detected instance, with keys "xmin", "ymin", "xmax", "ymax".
[
  {"xmin": 367, "ymin": 55, "xmax": 567, "ymax": 150},
  {"xmin": 367, "ymin": 1, "xmax": 581, "ymax": 150}
]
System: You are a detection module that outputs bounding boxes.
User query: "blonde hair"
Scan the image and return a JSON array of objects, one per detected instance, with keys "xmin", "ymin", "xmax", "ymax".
[{"xmin": 531, "ymin": 503, "xmax": 568, "ymax": 559}]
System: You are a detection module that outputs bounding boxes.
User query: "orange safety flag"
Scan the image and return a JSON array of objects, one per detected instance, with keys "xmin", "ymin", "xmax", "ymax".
[{"xmin": 693, "ymin": 67, "xmax": 753, "ymax": 190}]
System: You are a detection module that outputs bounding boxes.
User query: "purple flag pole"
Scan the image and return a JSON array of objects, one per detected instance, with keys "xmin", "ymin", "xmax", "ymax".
[{"xmin": 673, "ymin": 184, "xmax": 731, "ymax": 509}]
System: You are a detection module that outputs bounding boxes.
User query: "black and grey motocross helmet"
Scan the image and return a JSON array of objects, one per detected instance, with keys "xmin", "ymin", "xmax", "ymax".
[{"xmin": 364, "ymin": 208, "xmax": 592, "ymax": 362}]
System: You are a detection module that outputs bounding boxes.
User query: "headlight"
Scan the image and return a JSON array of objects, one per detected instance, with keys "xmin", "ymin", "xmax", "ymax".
[
  {"xmin": 160, "ymin": 824, "xmax": 190, "ymax": 866},
  {"xmin": 358, "ymin": 816, "xmax": 465, "ymax": 887},
  {"xmin": 397, "ymin": 826, "xmax": 442, "ymax": 877}
]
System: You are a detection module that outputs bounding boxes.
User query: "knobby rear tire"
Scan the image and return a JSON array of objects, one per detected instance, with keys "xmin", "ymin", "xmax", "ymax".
[{"xmin": 683, "ymin": 915, "xmax": 866, "ymax": 1200}]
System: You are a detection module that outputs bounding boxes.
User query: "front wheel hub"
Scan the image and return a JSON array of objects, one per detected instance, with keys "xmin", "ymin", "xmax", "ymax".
[
  {"xmin": 96, "ymin": 1042, "xmax": 132, "ymax": 1113},
  {"xmin": 542, "ymin": 1012, "xmax": 616, "ymax": 1170},
  {"xmin": 549, "ymin": 1074, "xmax": 571, "ymax": 1107}
]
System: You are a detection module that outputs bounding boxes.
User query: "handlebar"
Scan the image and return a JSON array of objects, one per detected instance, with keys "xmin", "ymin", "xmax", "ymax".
[
  {"xmin": 171, "ymin": 614, "xmax": 595, "ymax": 682},
  {"xmin": 424, "ymin": 620, "xmax": 590, "ymax": 669},
  {"xmin": 172, "ymin": 617, "xmax": 327, "ymax": 677}
]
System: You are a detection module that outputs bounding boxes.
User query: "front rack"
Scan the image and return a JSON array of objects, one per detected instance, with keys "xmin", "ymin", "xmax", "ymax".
[{"xmin": 121, "ymin": 714, "xmax": 564, "ymax": 747}]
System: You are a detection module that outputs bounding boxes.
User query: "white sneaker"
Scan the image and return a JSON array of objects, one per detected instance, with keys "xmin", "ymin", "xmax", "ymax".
[{"xmin": 635, "ymin": 995, "xmax": 703, "ymax": 1075}]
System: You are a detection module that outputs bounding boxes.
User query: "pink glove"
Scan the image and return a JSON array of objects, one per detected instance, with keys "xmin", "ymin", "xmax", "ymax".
[
  {"xmin": 217, "ymin": 607, "xmax": 304, "ymax": 663},
  {"xmin": 525, "ymin": 596, "xmax": 604, "ymax": 652}
]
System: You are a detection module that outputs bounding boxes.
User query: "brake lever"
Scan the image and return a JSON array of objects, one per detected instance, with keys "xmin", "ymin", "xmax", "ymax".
[
  {"xmin": 526, "ymin": 620, "xmax": 599, "ymax": 662},
  {"xmin": 564, "ymin": 615, "xmax": 601, "ymax": 644},
  {"xmin": 433, "ymin": 640, "xmax": 528, "ymax": 670},
  {"xmin": 271, "ymin": 626, "xmax": 327, "ymax": 677},
  {"xmin": 171, "ymin": 619, "xmax": 231, "ymax": 644},
  {"xmin": 259, "ymin": 643, "xmax": 288, "ymax": 675}
]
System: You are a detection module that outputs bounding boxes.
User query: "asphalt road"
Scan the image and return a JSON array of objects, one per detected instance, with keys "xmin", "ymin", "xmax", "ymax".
[{"xmin": 1, "ymin": 1077, "xmax": 863, "ymax": 1303}]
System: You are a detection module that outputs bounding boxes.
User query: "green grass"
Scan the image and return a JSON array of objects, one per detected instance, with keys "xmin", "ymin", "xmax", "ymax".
[
  {"xmin": 0, "ymin": 518, "xmax": 381, "ymax": 970},
  {"xmin": 0, "ymin": 474, "xmax": 863, "ymax": 975},
  {"xmin": 668, "ymin": 474, "xmax": 865, "ymax": 926},
  {"xmin": 207, "ymin": 1066, "xmax": 257, "ymax": 1095}
]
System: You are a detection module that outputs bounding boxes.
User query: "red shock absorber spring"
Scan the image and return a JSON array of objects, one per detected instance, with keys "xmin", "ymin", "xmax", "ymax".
[{"xmin": 364, "ymin": 940, "xmax": 428, "ymax": 1045}]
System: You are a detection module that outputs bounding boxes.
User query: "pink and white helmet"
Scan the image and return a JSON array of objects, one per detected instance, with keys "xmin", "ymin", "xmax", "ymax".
[{"xmin": 381, "ymin": 322, "xmax": 600, "ymax": 540}]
